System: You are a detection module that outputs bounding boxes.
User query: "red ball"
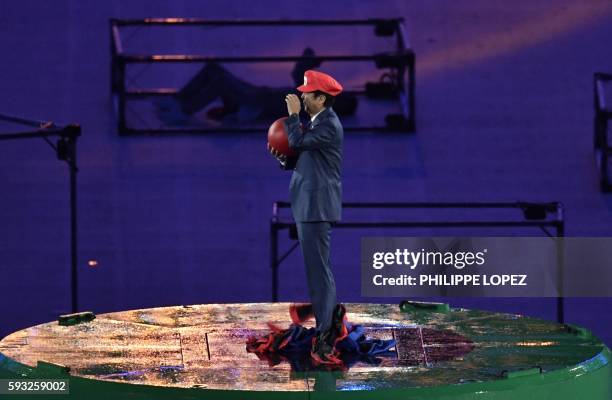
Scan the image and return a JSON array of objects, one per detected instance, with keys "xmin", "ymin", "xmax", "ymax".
[{"xmin": 267, "ymin": 117, "xmax": 296, "ymax": 157}]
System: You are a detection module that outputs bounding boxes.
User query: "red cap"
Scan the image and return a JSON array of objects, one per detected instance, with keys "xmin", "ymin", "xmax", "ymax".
[{"xmin": 296, "ymin": 70, "xmax": 343, "ymax": 96}]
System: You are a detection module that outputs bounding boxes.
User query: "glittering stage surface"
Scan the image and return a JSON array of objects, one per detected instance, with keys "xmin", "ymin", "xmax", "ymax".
[{"xmin": 0, "ymin": 303, "xmax": 608, "ymax": 394}]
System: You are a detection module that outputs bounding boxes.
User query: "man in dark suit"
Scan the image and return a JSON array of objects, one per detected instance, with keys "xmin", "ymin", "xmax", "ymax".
[{"xmin": 270, "ymin": 70, "xmax": 345, "ymax": 365}]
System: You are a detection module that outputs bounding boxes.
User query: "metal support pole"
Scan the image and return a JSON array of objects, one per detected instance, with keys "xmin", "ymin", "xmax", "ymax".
[
  {"xmin": 69, "ymin": 141, "xmax": 78, "ymax": 313},
  {"xmin": 601, "ymin": 119, "xmax": 609, "ymax": 190},
  {"xmin": 408, "ymin": 52, "xmax": 416, "ymax": 132},
  {"xmin": 117, "ymin": 59, "xmax": 127, "ymax": 135},
  {"xmin": 0, "ymin": 117, "xmax": 81, "ymax": 313},
  {"xmin": 110, "ymin": 20, "xmax": 123, "ymax": 96},
  {"xmin": 594, "ymin": 74, "xmax": 600, "ymax": 150},
  {"xmin": 110, "ymin": 21, "xmax": 116, "ymax": 95},
  {"xmin": 555, "ymin": 205, "xmax": 565, "ymax": 324},
  {"xmin": 60, "ymin": 125, "xmax": 80, "ymax": 313},
  {"xmin": 270, "ymin": 221, "xmax": 279, "ymax": 302}
]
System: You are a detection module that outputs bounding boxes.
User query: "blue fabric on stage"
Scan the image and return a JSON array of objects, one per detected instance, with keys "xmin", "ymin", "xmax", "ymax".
[
  {"xmin": 246, "ymin": 320, "xmax": 396, "ymax": 370},
  {"xmin": 335, "ymin": 324, "xmax": 397, "ymax": 356}
]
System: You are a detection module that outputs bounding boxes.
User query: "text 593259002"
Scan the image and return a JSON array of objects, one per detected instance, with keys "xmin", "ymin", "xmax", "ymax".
[{"xmin": 0, "ymin": 379, "xmax": 69, "ymax": 394}]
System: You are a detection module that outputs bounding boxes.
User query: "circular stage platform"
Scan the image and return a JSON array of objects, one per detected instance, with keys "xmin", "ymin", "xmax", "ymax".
[{"xmin": 0, "ymin": 302, "xmax": 609, "ymax": 399}]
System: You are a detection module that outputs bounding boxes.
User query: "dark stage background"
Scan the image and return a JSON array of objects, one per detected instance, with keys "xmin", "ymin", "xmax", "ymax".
[{"xmin": 1, "ymin": 1, "xmax": 611, "ymax": 345}]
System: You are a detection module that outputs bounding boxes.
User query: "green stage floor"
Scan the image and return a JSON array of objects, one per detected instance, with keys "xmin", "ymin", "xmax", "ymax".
[{"xmin": 0, "ymin": 302, "xmax": 609, "ymax": 399}]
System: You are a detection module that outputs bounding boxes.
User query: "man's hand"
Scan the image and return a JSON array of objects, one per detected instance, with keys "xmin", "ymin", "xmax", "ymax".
[
  {"xmin": 285, "ymin": 94, "xmax": 301, "ymax": 116},
  {"xmin": 268, "ymin": 142, "xmax": 287, "ymax": 162}
]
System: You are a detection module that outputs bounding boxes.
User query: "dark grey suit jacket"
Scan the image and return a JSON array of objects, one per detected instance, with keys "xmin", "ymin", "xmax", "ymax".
[{"xmin": 284, "ymin": 107, "xmax": 343, "ymax": 222}]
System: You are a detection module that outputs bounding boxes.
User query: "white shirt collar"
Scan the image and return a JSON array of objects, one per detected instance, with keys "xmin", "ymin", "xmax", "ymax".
[{"xmin": 310, "ymin": 108, "xmax": 326, "ymax": 124}]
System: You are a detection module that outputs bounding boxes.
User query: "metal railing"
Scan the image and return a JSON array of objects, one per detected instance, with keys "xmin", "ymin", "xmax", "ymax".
[{"xmin": 270, "ymin": 201, "xmax": 565, "ymax": 322}]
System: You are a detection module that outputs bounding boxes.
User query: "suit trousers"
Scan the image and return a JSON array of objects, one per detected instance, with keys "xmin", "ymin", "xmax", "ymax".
[{"xmin": 296, "ymin": 221, "xmax": 337, "ymax": 334}]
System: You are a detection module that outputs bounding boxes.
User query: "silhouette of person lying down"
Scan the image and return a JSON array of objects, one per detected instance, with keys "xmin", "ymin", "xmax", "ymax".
[{"xmin": 154, "ymin": 48, "xmax": 358, "ymax": 125}]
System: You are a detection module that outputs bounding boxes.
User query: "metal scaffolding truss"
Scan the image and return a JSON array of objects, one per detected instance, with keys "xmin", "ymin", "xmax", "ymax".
[
  {"xmin": 270, "ymin": 201, "xmax": 565, "ymax": 322},
  {"xmin": 110, "ymin": 18, "xmax": 416, "ymax": 135}
]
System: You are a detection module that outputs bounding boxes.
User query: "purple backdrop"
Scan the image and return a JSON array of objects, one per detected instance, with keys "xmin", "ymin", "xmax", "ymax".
[{"xmin": 0, "ymin": 0, "xmax": 611, "ymax": 346}]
